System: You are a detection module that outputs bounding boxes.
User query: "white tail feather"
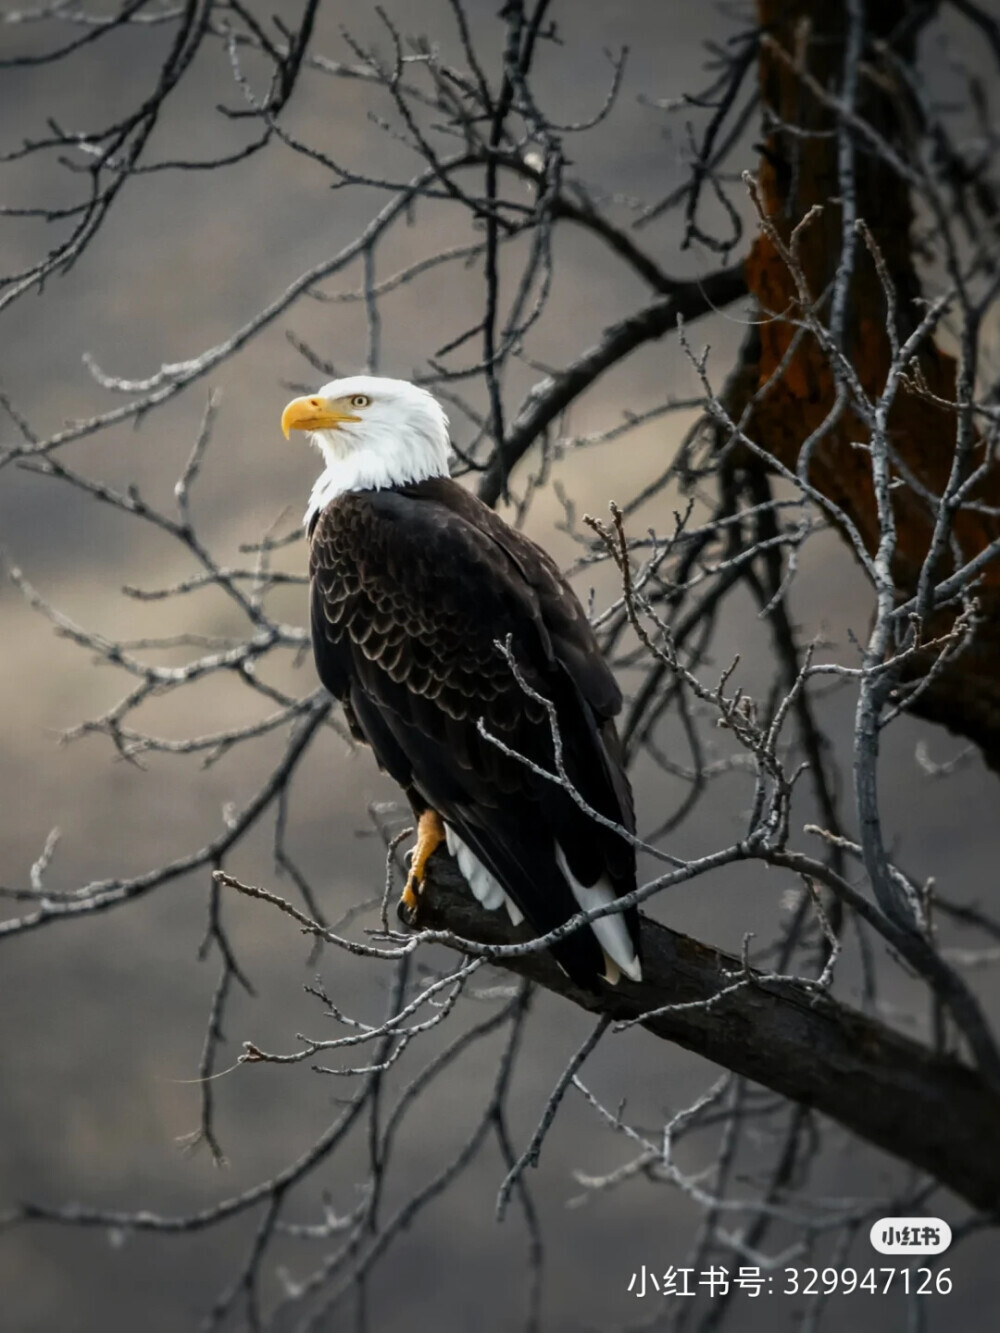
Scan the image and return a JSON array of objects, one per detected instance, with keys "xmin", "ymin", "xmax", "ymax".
[
  {"xmin": 439, "ymin": 824, "xmax": 640, "ymax": 981},
  {"xmin": 555, "ymin": 845, "xmax": 642, "ymax": 984},
  {"xmin": 444, "ymin": 825, "xmax": 523, "ymax": 925}
]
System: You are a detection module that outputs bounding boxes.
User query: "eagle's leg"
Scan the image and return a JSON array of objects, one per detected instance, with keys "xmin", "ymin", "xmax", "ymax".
[{"xmin": 400, "ymin": 809, "xmax": 446, "ymax": 919}]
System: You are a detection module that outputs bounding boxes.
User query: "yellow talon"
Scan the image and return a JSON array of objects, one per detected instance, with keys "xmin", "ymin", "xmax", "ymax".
[{"xmin": 400, "ymin": 809, "xmax": 446, "ymax": 918}]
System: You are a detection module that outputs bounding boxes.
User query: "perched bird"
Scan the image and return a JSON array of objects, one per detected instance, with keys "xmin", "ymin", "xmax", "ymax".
[{"xmin": 282, "ymin": 375, "xmax": 641, "ymax": 988}]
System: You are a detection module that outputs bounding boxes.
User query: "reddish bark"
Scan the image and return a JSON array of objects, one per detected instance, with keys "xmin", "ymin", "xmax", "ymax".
[{"xmin": 740, "ymin": 1, "xmax": 1000, "ymax": 766}]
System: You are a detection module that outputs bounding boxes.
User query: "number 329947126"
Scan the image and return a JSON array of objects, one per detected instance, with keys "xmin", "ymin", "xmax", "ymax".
[{"xmin": 782, "ymin": 1268, "xmax": 952, "ymax": 1295}]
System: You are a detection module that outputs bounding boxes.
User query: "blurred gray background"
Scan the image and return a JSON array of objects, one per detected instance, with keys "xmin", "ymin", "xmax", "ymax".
[{"xmin": 1, "ymin": 2, "xmax": 996, "ymax": 1330}]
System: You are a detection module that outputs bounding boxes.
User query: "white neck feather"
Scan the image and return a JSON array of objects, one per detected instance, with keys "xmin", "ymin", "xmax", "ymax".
[{"xmin": 305, "ymin": 444, "xmax": 447, "ymax": 524}]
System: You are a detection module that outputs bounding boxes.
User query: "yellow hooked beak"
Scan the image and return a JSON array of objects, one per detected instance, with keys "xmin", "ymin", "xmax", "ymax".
[{"xmin": 281, "ymin": 396, "xmax": 362, "ymax": 439}]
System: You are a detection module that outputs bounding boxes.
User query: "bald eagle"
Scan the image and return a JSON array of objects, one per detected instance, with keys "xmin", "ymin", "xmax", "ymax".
[{"xmin": 282, "ymin": 376, "xmax": 641, "ymax": 988}]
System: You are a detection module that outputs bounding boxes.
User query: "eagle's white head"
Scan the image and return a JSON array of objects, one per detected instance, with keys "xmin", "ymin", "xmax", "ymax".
[{"xmin": 281, "ymin": 375, "xmax": 451, "ymax": 523}]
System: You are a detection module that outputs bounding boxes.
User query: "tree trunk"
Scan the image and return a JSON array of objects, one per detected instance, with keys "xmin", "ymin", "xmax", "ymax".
[{"xmin": 735, "ymin": 0, "xmax": 1000, "ymax": 767}]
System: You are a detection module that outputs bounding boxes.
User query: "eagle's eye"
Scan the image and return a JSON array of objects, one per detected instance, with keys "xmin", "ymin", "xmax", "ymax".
[{"xmin": 350, "ymin": 394, "xmax": 370, "ymax": 409}]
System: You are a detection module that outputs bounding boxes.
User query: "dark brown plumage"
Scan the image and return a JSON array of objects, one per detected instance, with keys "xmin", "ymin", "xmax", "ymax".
[{"xmin": 309, "ymin": 476, "xmax": 640, "ymax": 987}]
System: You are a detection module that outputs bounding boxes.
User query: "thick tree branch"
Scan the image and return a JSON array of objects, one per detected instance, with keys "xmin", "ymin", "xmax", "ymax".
[
  {"xmin": 477, "ymin": 264, "xmax": 746, "ymax": 507},
  {"xmin": 415, "ymin": 850, "xmax": 1000, "ymax": 1213}
]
